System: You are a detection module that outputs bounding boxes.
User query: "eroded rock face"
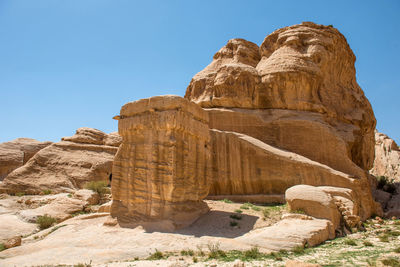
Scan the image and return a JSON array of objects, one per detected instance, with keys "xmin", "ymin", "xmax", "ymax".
[
  {"xmin": 370, "ymin": 131, "xmax": 400, "ymax": 180},
  {"xmin": 0, "ymin": 138, "xmax": 52, "ymax": 181},
  {"xmin": 185, "ymin": 22, "xmax": 376, "ymax": 172},
  {"xmin": 111, "ymin": 95, "xmax": 211, "ymax": 230},
  {"xmin": 0, "ymin": 128, "xmax": 120, "ymax": 194}
]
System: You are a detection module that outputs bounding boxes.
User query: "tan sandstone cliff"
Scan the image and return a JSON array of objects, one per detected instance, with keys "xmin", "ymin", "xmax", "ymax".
[
  {"xmin": 111, "ymin": 96, "xmax": 212, "ymax": 230},
  {"xmin": 185, "ymin": 22, "xmax": 379, "ymax": 220},
  {"xmin": 0, "ymin": 128, "xmax": 121, "ymax": 194}
]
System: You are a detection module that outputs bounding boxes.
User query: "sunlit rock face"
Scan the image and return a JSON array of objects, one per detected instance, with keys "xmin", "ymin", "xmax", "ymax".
[
  {"xmin": 185, "ymin": 22, "xmax": 379, "ymax": 220},
  {"xmin": 111, "ymin": 95, "xmax": 212, "ymax": 230},
  {"xmin": 185, "ymin": 22, "xmax": 376, "ymax": 174}
]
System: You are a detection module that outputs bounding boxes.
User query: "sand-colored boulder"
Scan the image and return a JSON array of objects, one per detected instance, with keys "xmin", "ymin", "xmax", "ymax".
[
  {"xmin": 209, "ymin": 130, "xmax": 376, "ymax": 220},
  {"xmin": 111, "ymin": 95, "xmax": 212, "ymax": 230},
  {"xmin": 370, "ymin": 131, "xmax": 400, "ymax": 180},
  {"xmin": 18, "ymin": 194, "xmax": 86, "ymax": 222},
  {"xmin": 185, "ymin": 22, "xmax": 376, "ymax": 172},
  {"xmin": 239, "ymin": 216, "xmax": 335, "ymax": 250},
  {"xmin": 286, "ymin": 185, "xmax": 341, "ymax": 229},
  {"xmin": 0, "ymin": 138, "xmax": 52, "ymax": 181},
  {"xmin": 0, "ymin": 128, "xmax": 119, "ymax": 194}
]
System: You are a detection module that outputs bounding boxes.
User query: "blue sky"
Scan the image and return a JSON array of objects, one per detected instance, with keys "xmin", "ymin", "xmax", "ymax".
[{"xmin": 0, "ymin": 0, "xmax": 399, "ymax": 143}]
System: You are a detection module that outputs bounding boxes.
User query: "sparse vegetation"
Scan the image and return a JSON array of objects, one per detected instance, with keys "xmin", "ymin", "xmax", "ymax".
[
  {"xmin": 0, "ymin": 243, "xmax": 5, "ymax": 252},
  {"xmin": 394, "ymin": 246, "xmax": 400, "ymax": 253},
  {"xmin": 207, "ymin": 242, "xmax": 226, "ymax": 259},
  {"xmin": 344, "ymin": 239, "xmax": 357, "ymax": 246},
  {"xmin": 234, "ymin": 209, "xmax": 243, "ymax": 214},
  {"xmin": 67, "ymin": 193, "xmax": 72, "ymax": 198},
  {"xmin": 377, "ymin": 176, "xmax": 397, "ymax": 193},
  {"xmin": 262, "ymin": 208, "xmax": 270, "ymax": 218},
  {"xmin": 15, "ymin": 192, "xmax": 25, "ymax": 197},
  {"xmin": 230, "ymin": 214, "xmax": 242, "ymax": 220},
  {"xmin": 221, "ymin": 198, "xmax": 233, "ymax": 203},
  {"xmin": 192, "ymin": 256, "xmax": 198, "ymax": 263},
  {"xmin": 36, "ymin": 214, "xmax": 57, "ymax": 230},
  {"xmin": 85, "ymin": 181, "xmax": 109, "ymax": 196},
  {"xmin": 243, "ymin": 247, "xmax": 262, "ymax": 259},
  {"xmin": 292, "ymin": 245, "xmax": 305, "ymax": 254},
  {"xmin": 363, "ymin": 240, "xmax": 373, "ymax": 246},
  {"xmin": 379, "ymin": 234, "xmax": 390, "ymax": 242},
  {"xmin": 73, "ymin": 263, "xmax": 92, "ymax": 267},
  {"xmin": 230, "ymin": 220, "xmax": 238, "ymax": 227},
  {"xmin": 291, "ymin": 209, "xmax": 306, "ymax": 215},
  {"xmin": 251, "ymin": 206, "xmax": 261, "ymax": 211},
  {"xmin": 381, "ymin": 257, "xmax": 400, "ymax": 267},
  {"xmin": 180, "ymin": 249, "xmax": 194, "ymax": 256},
  {"xmin": 42, "ymin": 189, "xmax": 52, "ymax": 195},
  {"xmin": 147, "ymin": 249, "xmax": 165, "ymax": 260}
]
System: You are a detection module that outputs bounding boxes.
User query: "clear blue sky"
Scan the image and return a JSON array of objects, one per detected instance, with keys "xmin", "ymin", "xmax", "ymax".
[{"xmin": 1, "ymin": 0, "xmax": 399, "ymax": 143}]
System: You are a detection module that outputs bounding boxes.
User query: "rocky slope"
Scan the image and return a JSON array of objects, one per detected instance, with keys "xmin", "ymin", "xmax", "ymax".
[
  {"xmin": 0, "ymin": 138, "xmax": 52, "ymax": 181},
  {"xmin": 0, "ymin": 128, "xmax": 121, "ymax": 194}
]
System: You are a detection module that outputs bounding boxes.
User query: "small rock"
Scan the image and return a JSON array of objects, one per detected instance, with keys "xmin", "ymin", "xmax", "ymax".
[
  {"xmin": 25, "ymin": 199, "xmax": 32, "ymax": 205},
  {"xmin": 4, "ymin": 236, "xmax": 21, "ymax": 249}
]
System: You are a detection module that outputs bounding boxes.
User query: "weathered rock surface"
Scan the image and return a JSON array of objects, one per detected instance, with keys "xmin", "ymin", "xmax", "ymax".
[
  {"xmin": 3, "ymin": 236, "xmax": 21, "ymax": 249},
  {"xmin": 286, "ymin": 185, "xmax": 341, "ymax": 229},
  {"xmin": 239, "ymin": 216, "xmax": 335, "ymax": 250},
  {"xmin": 111, "ymin": 95, "xmax": 212, "ymax": 230},
  {"xmin": 0, "ymin": 138, "xmax": 52, "ymax": 181},
  {"xmin": 209, "ymin": 130, "xmax": 376, "ymax": 220},
  {"xmin": 370, "ymin": 131, "xmax": 400, "ymax": 180},
  {"xmin": 186, "ymin": 22, "xmax": 376, "ymax": 173},
  {"xmin": 0, "ymin": 128, "xmax": 120, "ymax": 194}
]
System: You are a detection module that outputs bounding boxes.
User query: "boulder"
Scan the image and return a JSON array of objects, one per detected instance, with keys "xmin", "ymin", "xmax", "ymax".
[
  {"xmin": 0, "ymin": 128, "xmax": 120, "ymax": 194},
  {"xmin": 73, "ymin": 189, "xmax": 100, "ymax": 206},
  {"xmin": 370, "ymin": 131, "xmax": 400, "ymax": 181},
  {"xmin": 4, "ymin": 236, "xmax": 21, "ymax": 249},
  {"xmin": 0, "ymin": 138, "xmax": 52, "ymax": 181},
  {"xmin": 286, "ymin": 261, "xmax": 322, "ymax": 267},
  {"xmin": 111, "ymin": 95, "xmax": 212, "ymax": 230},
  {"xmin": 285, "ymin": 185, "xmax": 341, "ymax": 229}
]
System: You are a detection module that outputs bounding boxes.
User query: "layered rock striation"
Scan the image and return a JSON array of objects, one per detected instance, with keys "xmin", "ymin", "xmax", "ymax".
[
  {"xmin": 111, "ymin": 95, "xmax": 211, "ymax": 230},
  {"xmin": 185, "ymin": 22, "xmax": 376, "ymax": 173},
  {"xmin": 0, "ymin": 138, "xmax": 52, "ymax": 181},
  {"xmin": 0, "ymin": 128, "xmax": 121, "ymax": 194},
  {"xmin": 185, "ymin": 22, "xmax": 378, "ymax": 219}
]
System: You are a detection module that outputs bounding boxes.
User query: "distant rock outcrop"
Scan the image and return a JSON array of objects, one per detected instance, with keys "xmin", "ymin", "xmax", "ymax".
[
  {"xmin": 0, "ymin": 128, "xmax": 121, "ymax": 194},
  {"xmin": 0, "ymin": 138, "xmax": 52, "ymax": 181},
  {"xmin": 111, "ymin": 96, "xmax": 211, "ymax": 230},
  {"xmin": 370, "ymin": 131, "xmax": 400, "ymax": 180}
]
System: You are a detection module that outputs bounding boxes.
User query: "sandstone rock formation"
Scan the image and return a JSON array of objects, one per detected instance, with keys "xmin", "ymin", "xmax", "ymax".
[
  {"xmin": 0, "ymin": 138, "xmax": 52, "ymax": 181},
  {"xmin": 185, "ymin": 22, "xmax": 378, "ymax": 219},
  {"xmin": 111, "ymin": 95, "xmax": 212, "ymax": 230},
  {"xmin": 0, "ymin": 128, "xmax": 121, "ymax": 194},
  {"xmin": 370, "ymin": 131, "xmax": 400, "ymax": 180},
  {"xmin": 185, "ymin": 22, "xmax": 375, "ymax": 173}
]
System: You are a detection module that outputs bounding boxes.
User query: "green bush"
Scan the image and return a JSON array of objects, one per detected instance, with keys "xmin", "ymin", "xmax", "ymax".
[
  {"xmin": 243, "ymin": 247, "xmax": 262, "ymax": 259},
  {"xmin": 147, "ymin": 249, "xmax": 164, "ymax": 260},
  {"xmin": 292, "ymin": 245, "xmax": 305, "ymax": 254},
  {"xmin": 344, "ymin": 239, "xmax": 357, "ymax": 246},
  {"xmin": 221, "ymin": 198, "xmax": 233, "ymax": 203},
  {"xmin": 0, "ymin": 243, "xmax": 5, "ymax": 252},
  {"xmin": 363, "ymin": 240, "xmax": 373, "ymax": 247},
  {"xmin": 15, "ymin": 192, "xmax": 25, "ymax": 197},
  {"xmin": 230, "ymin": 214, "xmax": 242, "ymax": 220},
  {"xmin": 230, "ymin": 220, "xmax": 238, "ymax": 227},
  {"xmin": 85, "ymin": 181, "xmax": 109, "ymax": 196},
  {"xmin": 42, "ymin": 189, "xmax": 52, "ymax": 195},
  {"xmin": 36, "ymin": 215, "xmax": 57, "ymax": 230},
  {"xmin": 377, "ymin": 176, "xmax": 396, "ymax": 193},
  {"xmin": 234, "ymin": 209, "xmax": 243, "ymax": 214},
  {"xmin": 180, "ymin": 249, "xmax": 194, "ymax": 256}
]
